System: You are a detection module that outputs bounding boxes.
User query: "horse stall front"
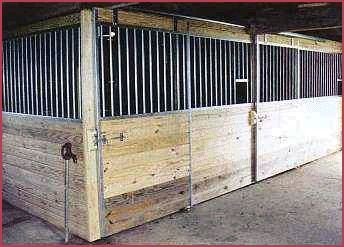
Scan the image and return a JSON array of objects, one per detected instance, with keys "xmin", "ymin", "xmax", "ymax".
[{"xmin": 2, "ymin": 8, "xmax": 342, "ymax": 242}]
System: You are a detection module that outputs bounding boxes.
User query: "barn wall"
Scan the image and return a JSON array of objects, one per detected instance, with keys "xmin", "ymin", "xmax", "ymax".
[
  {"xmin": 2, "ymin": 113, "xmax": 90, "ymax": 240},
  {"xmin": 257, "ymin": 96, "xmax": 342, "ymax": 180}
]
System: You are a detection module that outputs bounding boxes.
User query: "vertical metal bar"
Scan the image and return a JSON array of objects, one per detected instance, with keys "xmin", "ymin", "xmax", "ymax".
[
  {"xmin": 182, "ymin": 35, "xmax": 186, "ymax": 109},
  {"xmin": 279, "ymin": 47, "xmax": 282, "ymax": 100},
  {"xmin": 109, "ymin": 26, "xmax": 114, "ymax": 116},
  {"xmin": 17, "ymin": 39, "xmax": 22, "ymax": 113},
  {"xmin": 306, "ymin": 51, "xmax": 308, "ymax": 97},
  {"xmin": 214, "ymin": 39, "xmax": 218, "ymax": 105},
  {"xmin": 49, "ymin": 33, "xmax": 53, "ymax": 116},
  {"xmin": 60, "ymin": 31, "xmax": 64, "ymax": 117},
  {"xmin": 176, "ymin": 34, "xmax": 180, "ymax": 110},
  {"xmin": 134, "ymin": 29, "xmax": 138, "ymax": 114},
  {"xmin": 66, "ymin": 30, "xmax": 70, "ymax": 117},
  {"xmin": 149, "ymin": 30, "xmax": 153, "ymax": 113},
  {"xmin": 199, "ymin": 37, "xmax": 202, "ymax": 107},
  {"xmin": 4, "ymin": 42, "xmax": 9, "ymax": 112},
  {"xmin": 55, "ymin": 31, "xmax": 58, "ymax": 116},
  {"xmin": 269, "ymin": 46, "xmax": 272, "ymax": 101},
  {"xmin": 100, "ymin": 25, "xmax": 105, "ymax": 117},
  {"xmin": 118, "ymin": 27, "xmax": 122, "ymax": 116},
  {"xmin": 142, "ymin": 29, "xmax": 146, "ymax": 114},
  {"xmin": 219, "ymin": 40, "xmax": 223, "ymax": 105},
  {"xmin": 210, "ymin": 38, "xmax": 213, "ymax": 106},
  {"xmin": 169, "ymin": 33, "xmax": 173, "ymax": 111},
  {"xmin": 15, "ymin": 39, "xmax": 19, "ymax": 113},
  {"xmin": 71, "ymin": 29, "xmax": 76, "ymax": 118},
  {"xmin": 241, "ymin": 42, "xmax": 244, "ymax": 79},
  {"xmin": 156, "ymin": 31, "xmax": 160, "ymax": 112},
  {"xmin": 30, "ymin": 36, "xmax": 34, "ymax": 114},
  {"xmin": 260, "ymin": 45, "xmax": 266, "ymax": 102},
  {"xmin": 35, "ymin": 36, "xmax": 39, "ymax": 114},
  {"xmin": 9, "ymin": 41, "xmax": 13, "ymax": 112},
  {"xmin": 296, "ymin": 48, "xmax": 300, "ymax": 99},
  {"xmin": 228, "ymin": 42, "xmax": 232, "ymax": 104},
  {"xmin": 6, "ymin": 41, "xmax": 10, "ymax": 112},
  {"xmin": 186, "ymin": 29, "xmax": 193, "ymax": 209},
  {"xmin": 43, "ymin": 34, "xmax": 48, "ymax": 115},
  {"xmin": 21, "ymin": 38, "xmax": 25, "ymax": 113},
  {"xmin": 2, "ymin": 42, "xmax": 6, "ymax": 112},
  {"xmin": 163, "ymin": 32, "xmax": 167, "ymax": 112},
  {"xmin": 39, "ymin": 34, "xmax": 43, "ymax": 115},
  {"xmin": 205, "ymin": 38, "xmax": 208, "ymax": 106},
  {"xmin": 246, "ymin": 43, "xmax": 249, "ymax": 102},
  {"xmin": 272, "ymin": 46, "xmax": 275, "ymax": 101},
  {"xmin": 224, "ymin": 41, "xmax": 227, "ymax": 105},
  {"xmin": 233, "ymin": 42, "xmax": 236, "ymax": 104},
  {"xmin": 265, "ymin": 46, "xmax": 268, "ymax": 101},
  {"xmin": 78, "ymin": 27, "xmax": 81, "ymax": 118},
  {"xmin": 193, "ymin": 37, "xmax": 197, "ymax": 107},
  {"xmin": 126, "ymin": 28, "xmax": 130, "ymax": 115}
]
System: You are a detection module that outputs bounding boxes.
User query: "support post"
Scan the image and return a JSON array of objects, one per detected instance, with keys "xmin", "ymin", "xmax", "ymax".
[
  {"xmin": 80, "ymin": 8, "xmax": 102, "ymax": 241},
  {"xmin": 250, "ymin": 30, "xmax": 259, "ymax": 183},
  {"xmin": 186, "ymin": 23, "xmax": 193, "ymax": 210}
]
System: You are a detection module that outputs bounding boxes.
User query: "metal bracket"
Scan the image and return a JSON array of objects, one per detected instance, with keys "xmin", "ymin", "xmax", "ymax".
[
  {"xmin": 98, "ymin": 132, "xmax": 126, "ymax": 146},
  {"xmin": 248, "ymin": 110, "xmax": 258, "ymax": 126}
]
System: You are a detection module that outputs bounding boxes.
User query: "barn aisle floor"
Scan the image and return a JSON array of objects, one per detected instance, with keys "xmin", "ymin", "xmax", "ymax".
[{"xmin": 2, "ymin": 151, "xmax": 342, "ymax": 244}]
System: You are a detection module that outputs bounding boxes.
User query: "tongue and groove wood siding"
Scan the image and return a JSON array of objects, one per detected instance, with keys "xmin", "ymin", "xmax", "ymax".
[
  {"xmin": 191, "ymin": 104, "xmax": 253, "ymax": 204},
  {"xmin": 257, "ymin": 96, "xmax": 342, "ymax": 181},
  {"xmin": 2, "ymin": 113, "xmax": 90, "ymax": 240},
  {"xmin": 100, "ymin": 113, "xmax": 190, "ymax": 236}
]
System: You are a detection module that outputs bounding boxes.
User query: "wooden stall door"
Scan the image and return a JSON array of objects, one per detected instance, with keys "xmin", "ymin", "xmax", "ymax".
[
  {"xmin": 256, "ymin": 97, "xmax": 342, "ymax": 181},
  {"xmin": 98, "ymin": 113, "xmax": 190, "ymax": 237}
]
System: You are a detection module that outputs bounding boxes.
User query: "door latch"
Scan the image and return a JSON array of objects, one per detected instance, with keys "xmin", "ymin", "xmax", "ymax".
[{"xmin": 248, "ymin": 110, "xmax": 258, "ymax": 126}]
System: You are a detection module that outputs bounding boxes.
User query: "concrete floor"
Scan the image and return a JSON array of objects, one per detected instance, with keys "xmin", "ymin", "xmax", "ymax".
[{"xmin": 3, "ymin": 151, "xmax": 342, "ymax": 244}]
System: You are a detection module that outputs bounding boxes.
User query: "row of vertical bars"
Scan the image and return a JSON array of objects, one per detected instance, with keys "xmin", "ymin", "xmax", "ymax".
[
  {"xmin": 98, "ymin": 24, "xmax": 251, "ymax": 118},
  {"xmin": 259, "ymin": 45, "xmax": 298, "ymax": 102},
  {"xmin": 2, "ymin": 27, "xmax": 81, "ymax": 119},
  {"xmin": 300, "ymin": 50, "xmax": 342, "ymax": 98},
  {"xmin": 2, "ymin": 25, "xmax": 342, "ymax": 119}
]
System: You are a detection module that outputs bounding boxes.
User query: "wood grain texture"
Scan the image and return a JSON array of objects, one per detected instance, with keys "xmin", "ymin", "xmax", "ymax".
[
  {"xmin": 117, "ymin": 10, "xmax": 174, "ymax": 30},
  {"xmin": 177, "ymin": 19, "xmax": 250, "ymax": 42},
  {"xmin": 103, "ymin": 177, "xmax": 188, "ymax": 236},
  {"xmin": 257, "ymin": 96, "xmax": 342, "ymax": 181},
  {"xmin": 190, "ymin": 104, "xmax": 253, "ymax": 204},
  {"xmin": 100, "ymin": 113, "xmax": 189, "ymax": 199},
  {"xmin": 2, "ymin": 113, "xmax": 90, "ymax": 240}
]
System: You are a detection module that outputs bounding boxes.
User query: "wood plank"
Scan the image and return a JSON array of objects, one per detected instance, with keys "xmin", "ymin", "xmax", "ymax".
[
  {"xmin": 2, "ymin": 113, "xmax": 90, "ymax": 240},
  {"xmin": 177, "ymin": 19, "xmax": 250, "ymax": 41},
  {"xmin": 257, "ymin": 96, "xmax": 342, "ymax": 180},
  {"xmin": 103, "ymin": 177, "xmax": 188, "ymax": 236},
  {"xmin": 101, "ymin": 113, "xmax": 189, "ymax": 199},
  {"xmin": 117, "ymin": 10, "xmax": 174, "ymax": 30},
  {"xmin": 80, "ymin": 9, "xmax": 102, "ymax": 241}
]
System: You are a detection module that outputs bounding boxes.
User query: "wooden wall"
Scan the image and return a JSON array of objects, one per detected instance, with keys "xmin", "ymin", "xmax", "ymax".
[
  {"xmin": 100, "ymin": 113, "xmax": 190, "ymax": 236},
  {"xmin": 257, "ymin": 96, "xmax": 342, "ymax": 180},
  {"xmin": 191, "ymin": 104, "xmax": 253, "ymax": 204},
  {"xmin": 2, "ymin": 113, "xmax": 90, "ymax": 240}
]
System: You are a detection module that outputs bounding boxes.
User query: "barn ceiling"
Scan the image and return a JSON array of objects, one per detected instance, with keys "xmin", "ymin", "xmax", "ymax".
[{"xmin": 2, "ymin": 2, "xmax": 342, "ymax": 41}]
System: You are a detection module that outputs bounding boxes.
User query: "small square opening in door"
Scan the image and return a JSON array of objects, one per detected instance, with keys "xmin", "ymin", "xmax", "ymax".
[
  {"xmin": 235, "ymin": 79, "xmax": 248, "ymax": 104},
  {"xmin": 338, "ymin": 79, "xmax": 342, "ymax": 96}
]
